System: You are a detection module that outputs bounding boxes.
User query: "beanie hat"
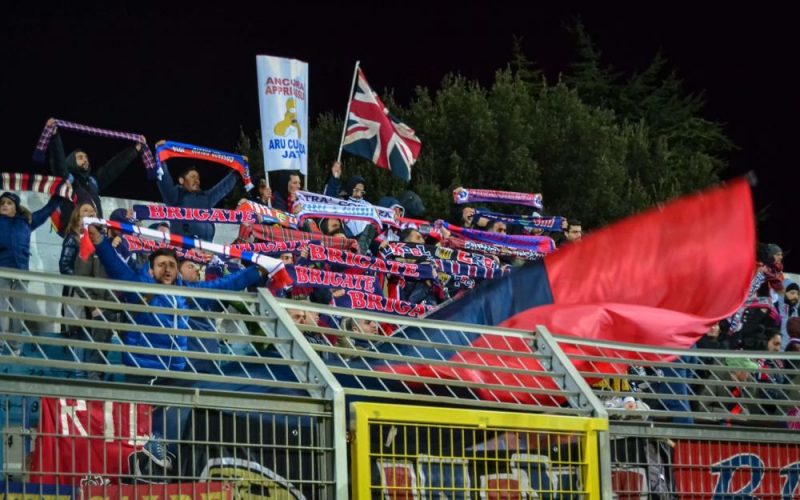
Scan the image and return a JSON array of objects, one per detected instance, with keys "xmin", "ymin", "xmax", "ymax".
[
  {"xmin": 787, "ymin": 282, "xmax": 799, "ymax": 294},
  {"xmin": 399, "ymin": 190, "xmax": 426, "ymax": 218},
  {"xmin": 109, "ymin": 208, "xmax": 135, "ymax": 224},
  {"xmin": 725, "ymin": 357, "xmax": 759, "ymax": 371},
  {"xmin": 0, "ymin": 192, "xmax": 21, "ymax": 213},
  {"xmin": 345, "ymin": 175, "xmax": 366, "ymax": 197}
]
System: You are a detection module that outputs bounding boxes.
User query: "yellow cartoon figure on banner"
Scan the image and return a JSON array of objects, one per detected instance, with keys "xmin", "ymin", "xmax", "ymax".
[{"xmin": 273, "ymin": 98, "xmax": 302, "ymax": 139}]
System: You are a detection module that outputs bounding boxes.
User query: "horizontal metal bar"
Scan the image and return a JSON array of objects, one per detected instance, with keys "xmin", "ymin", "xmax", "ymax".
[
  {"xmin": 327, "ymin": 365, "xmax": 575, "ymax": 397},
  {"xmin": 0, "ymin": 375, "xmax": 328, "ymax": 413},
  {"xmin": 342, "ymin": 388, "xmax": 593, "ymax": 415},
  {"xmin": 608, "ymin": 422, "xmax": 800, "ymax": 443}
]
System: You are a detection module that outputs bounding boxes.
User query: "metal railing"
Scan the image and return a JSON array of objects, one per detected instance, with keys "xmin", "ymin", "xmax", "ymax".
[
  {"xmin": 274, "ymin": 298, "xmax": 606, "ymax": 418},
  {"xmin": 4, "ymin": 267, "xmax": 800, "ymax": 498},
  {"xmin": 553, "ymin": 335, "xmax": 800, "ymax": 427}
]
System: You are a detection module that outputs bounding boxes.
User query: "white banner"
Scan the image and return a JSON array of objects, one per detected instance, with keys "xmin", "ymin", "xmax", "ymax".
[{"xmin": 256, "ymin": 55, "xmax": 309, "ymax": 176}]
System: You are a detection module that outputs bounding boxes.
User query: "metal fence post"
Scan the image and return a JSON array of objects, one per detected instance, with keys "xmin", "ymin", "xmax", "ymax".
[
  {"xmin": 257, "ymin": 288, "xmax": 349, "ymax": 499},
  {"xmin": 535, "ymin": 325, "xmax": 612, "ymax": 500}
]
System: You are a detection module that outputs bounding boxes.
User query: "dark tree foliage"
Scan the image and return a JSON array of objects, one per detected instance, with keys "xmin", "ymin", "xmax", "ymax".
[{"xmin": 237, "ymin": 25, "xmax": 732, "ymax": 229}]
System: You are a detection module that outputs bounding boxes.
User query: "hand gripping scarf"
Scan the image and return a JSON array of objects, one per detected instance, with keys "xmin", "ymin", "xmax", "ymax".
[
  {"xmin": 453, "ymin": 188, "xmax": 543, "ymax": 210},
  {"xmin": 156, "ymin": 141, "xmax": 253, "ymax": 190},
  {"xmin": 1, "ymin": 172, "xmax": 75, "ymax": 202},
  {"xmin": 81, "ymin": 217, "xmax": 291, "ymax": 287},
  {"xmin": 133, "ymin": 204, "xmax": 259, "ymax": 225},
  {"xmin": 33, "ymin": 119, "xmax": 155, "ymax": 176},
  {"xmin": 474, "ymin": 209, "xmax": 565, "ymax": 232},
  {"xmin": 438, "ymin": 221, "xmax": 556, "ymax": 254}
]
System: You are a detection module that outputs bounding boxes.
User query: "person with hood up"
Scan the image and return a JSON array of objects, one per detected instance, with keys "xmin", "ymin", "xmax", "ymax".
[
  {"xmin": 154, "ymin": 140, "xmax": 238, "ymax": 242},
  {"xmin": 1, "ymin": 190, "xmax": 64, "ymax": 354},
  {"xmin": 322, "ymin": 162, "xmax": 377, "ymax": 253},
  {"xmin": 45, "ymin": 118, "xmax": 145, "ymax": 222}
]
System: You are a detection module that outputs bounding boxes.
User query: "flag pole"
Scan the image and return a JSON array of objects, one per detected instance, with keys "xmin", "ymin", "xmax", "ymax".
[{"xmin": 337, "ymin": 60, "xmax": 360, "ymax": 163}]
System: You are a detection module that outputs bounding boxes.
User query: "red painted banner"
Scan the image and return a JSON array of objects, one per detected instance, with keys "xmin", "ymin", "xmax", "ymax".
[{"xmin": 672, "ymin": 440, "xmax": 800, "ymax": 499}]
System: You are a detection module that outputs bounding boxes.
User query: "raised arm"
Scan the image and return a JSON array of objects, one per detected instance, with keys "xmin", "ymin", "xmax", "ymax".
[
  {"xmin": 156, "ymin": 162, "xmax": 180, "ymax": 206},
  {"xmin": 29, "ymin": 196, "xmax": 62, "ymax": 230},
  {"xmin": 96, "ymin": 137, "xmax": 144, "ymax": 190},
  {"xmin": 188, "ymin": 265, "xmax": 262, "ymax": 292},
  {"xmin": 47, "ymin": 122, "xmax": 68, "ymax": 178},
  {"xmin": 206, "ymin": 171, "xmax": 238, "ymax": 207},
  {"xmin": 90, "ymin": 226, "xmax": 138, "ymax": 282}
]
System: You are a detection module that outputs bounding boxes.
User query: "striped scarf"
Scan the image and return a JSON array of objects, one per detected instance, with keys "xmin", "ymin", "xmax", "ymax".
[
  {"xmin": 1, "ymin": 173, "xmax": 75, "ymax": 202},
  {"xmin": 237, "ymin": 200, "xmax": 297, "ymax": 228},
  {"xmin": 82, "ymin": 217, "xmax": 291, "ymax": 287},
  {"xmin": 228, "ymin": 240, "xmax": 306, "ymax": 255},
  {"xmin": 122, "ymin": 234, "xmax": 212, "ymax": 264},
  {"xmin": 288, "ymin": 265, "xmax": 379, "ymax": 294},
  {"xmin": 438, "ymin": 221, "xmax": 556, "ymax": 254},
  {"xmin": 446, "ymin": 236, "xmax": 545, "ymax": 261},
  {"xmin": 728, "ymin": 271, "xmax": 767, "ymax": 332},
  {"xmin": 132, "ymin": 204, "xmax": 259, "ymax": 225},
  {"xmin": 474, "ymin": 209, "xmax": 564, "ymax": 232},
  {"xmin": 242, "ymin": 223, "xmax": 359, "ymax": 253},
  {"xmin": 453, "ymin": 188, "xmax": 543, "ymax": 209},
  {"xmin": 432, "ymin": 259, "xmax": 509, "ymax": 280},
  {"xmin": 33, "ymin": 119, "xmax": 155, "ymax": 177},
  {"xmin": 296, "ymin": 201, "xmax": 382, "ymax": 229},
  {"xmin": 379, "ymin": 242, "xmax": 500, "ymax": 269},
  {"xmin": 156, "ymin": 141, "xmax": 253, "ymax": 190},
  {"xmin": 306, "ymin": 243, "xmax": 436, "ymax": 280},
  {"xmin": 334, "ymin": 290, "xmax": 434, "ymax": 318},
  {"xmin": 296, "ymin": 191, "xmax": 399, "ymax": 227}
]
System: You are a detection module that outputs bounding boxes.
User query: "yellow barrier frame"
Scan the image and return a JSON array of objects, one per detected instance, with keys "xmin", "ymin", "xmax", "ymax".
[{"xmin": 350, "ymin": 402, "xmax": 607, "ymax": 499}]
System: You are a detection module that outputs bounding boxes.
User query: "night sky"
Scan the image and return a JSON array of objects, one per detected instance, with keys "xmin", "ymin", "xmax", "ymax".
[{"xmin": 3, "ymin": 4, "xmax": 798, "ymax": 266}]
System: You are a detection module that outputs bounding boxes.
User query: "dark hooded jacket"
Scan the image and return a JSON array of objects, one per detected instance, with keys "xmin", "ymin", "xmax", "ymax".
[
  {"xmin": 48, "ymin": 133, "xmax": 140, "ymax": 218},
  {"xmin": 156, "ymin": 163, "xmax": 238, "ymax": 241},
  {"xmin": 0, "ymin": 196, "xmax": 61, "ymax": 270}
]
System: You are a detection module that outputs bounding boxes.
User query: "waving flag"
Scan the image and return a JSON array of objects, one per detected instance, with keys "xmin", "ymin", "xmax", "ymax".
[
  {"xmin": 361, "ymin": 179, "xmax": 756, "ymax": 403},
  {"xmin": 342, "ymin": 67, "xmax": 421, "ymax": 182}
]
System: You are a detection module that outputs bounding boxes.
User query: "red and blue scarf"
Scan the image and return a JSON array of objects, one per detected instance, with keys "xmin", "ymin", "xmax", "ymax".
[
  {"xmin": 33, "ymin": 119, "xmax": 155, "ymax": 176},
  {"xmin": 453, "ymin": 188, "xmax": 543, "ymax": 209},
  {"xmin": 81, "ymin": 217, "xmax": 291, "ymax": 287},
  {"xmin": 438, "ymin": 221, "xmax": 555, "ymax": 254},
  {"xmin": 474, "ymin": 209, "xmax": 564, "ymax": 232},
  {"xmin": 156, "ymin": 141, "xmax": 253, "ymax": 190},
  {"xmin": 132, "ymin": 204, "xmax": 258, "ymax": 225}
]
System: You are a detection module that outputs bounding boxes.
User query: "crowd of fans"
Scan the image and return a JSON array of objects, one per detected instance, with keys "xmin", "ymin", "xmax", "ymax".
[{"xmin": 0, "ymin": 120, "xmax": 797, "ymax": 428}]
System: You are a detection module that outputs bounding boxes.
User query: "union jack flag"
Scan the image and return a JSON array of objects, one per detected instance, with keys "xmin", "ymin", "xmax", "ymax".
[{"xmin": 342, "ymin": 68, "xmax": 421, "ymax": 182}]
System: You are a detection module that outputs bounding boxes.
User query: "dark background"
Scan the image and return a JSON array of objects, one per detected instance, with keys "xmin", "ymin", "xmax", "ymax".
[{"xmin": 2, "ymin": 4, "xmax": 797, "ymax": 266}]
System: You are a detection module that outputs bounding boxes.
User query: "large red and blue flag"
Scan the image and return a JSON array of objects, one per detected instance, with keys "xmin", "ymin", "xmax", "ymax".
[
  {"xmin": 358, "ymin": 179, "xmax": 756, "ymax": 403},
  {"xmin": 342, "ymin": 68, "xmax": 421, "ymax": 182}
]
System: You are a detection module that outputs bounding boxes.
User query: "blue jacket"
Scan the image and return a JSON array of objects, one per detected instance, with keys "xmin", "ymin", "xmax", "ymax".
[
  {"xmin": 95, "ymin": 239, "xmax": 261, "ymax": 371},
  {"xmin": 156, "ymin": 163, "xmax": 237, "ymax": 241},
  {"xmin": 0, "ymin": 197, "xmax": 60, "ymax": 270}
]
